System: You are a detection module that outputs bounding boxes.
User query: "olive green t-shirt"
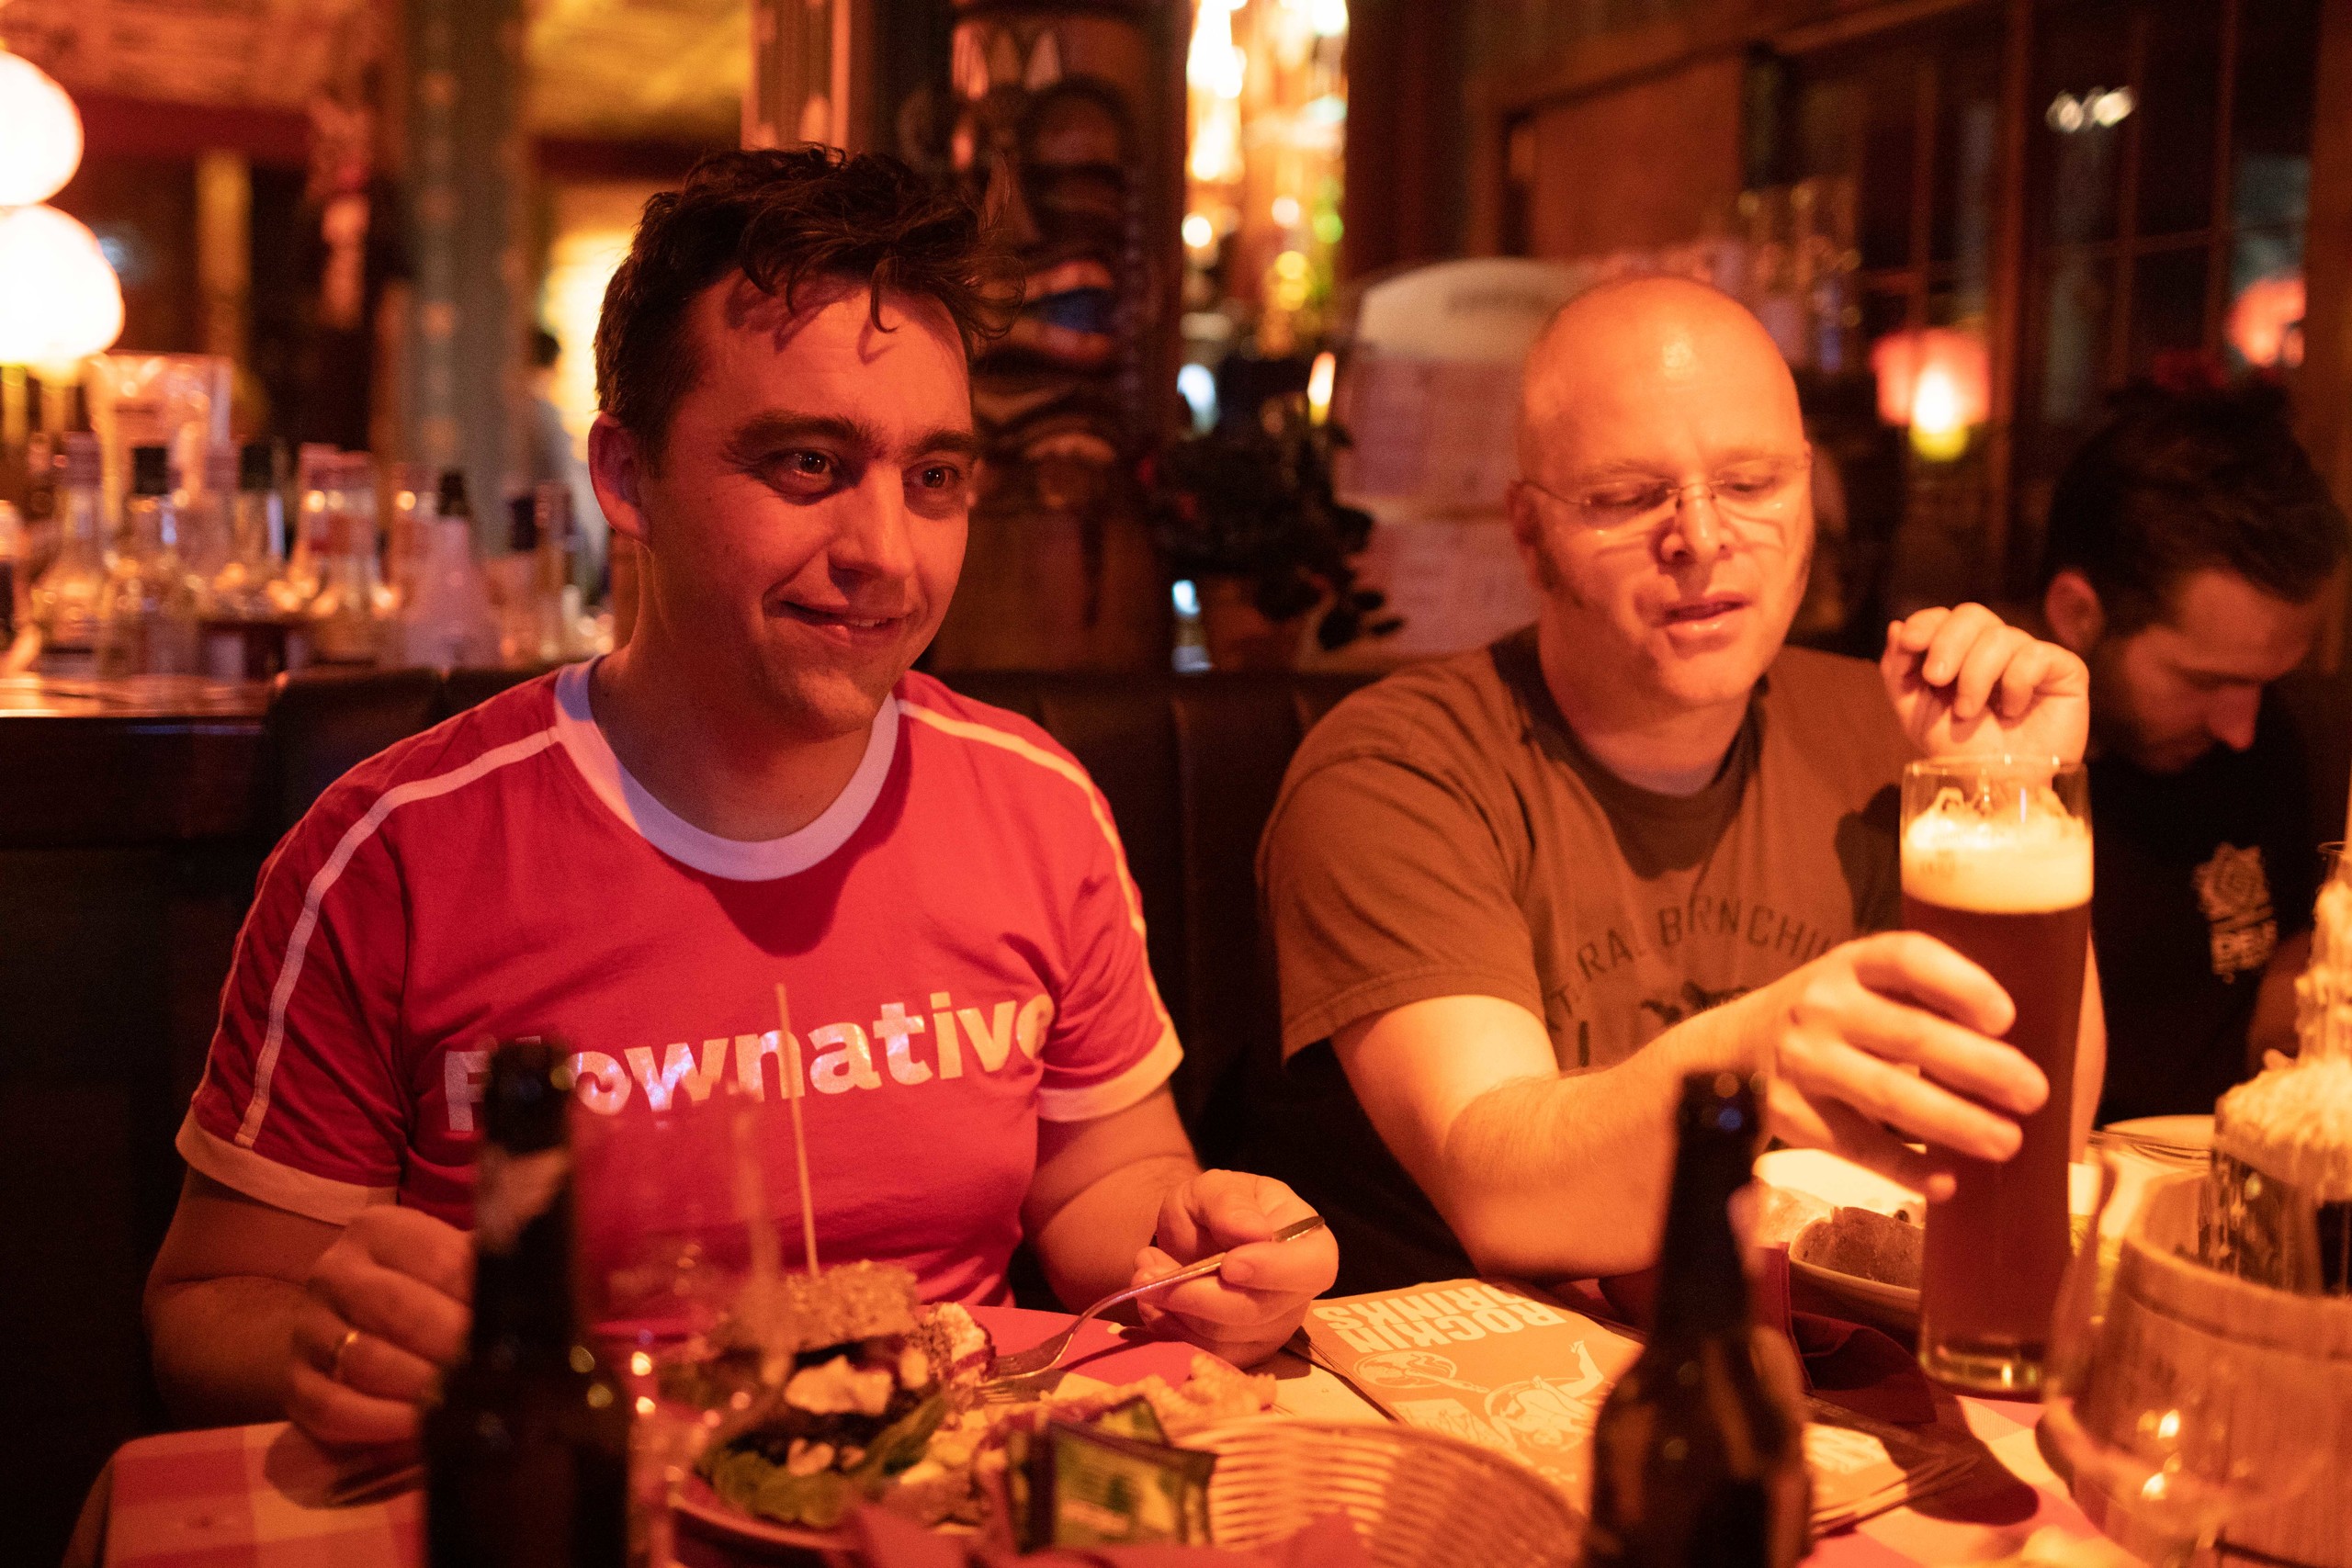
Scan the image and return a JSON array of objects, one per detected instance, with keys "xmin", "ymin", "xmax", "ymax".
[{"xmin": 1247, "ymin": 627, "xmax": 1914, "ymax": 1292}]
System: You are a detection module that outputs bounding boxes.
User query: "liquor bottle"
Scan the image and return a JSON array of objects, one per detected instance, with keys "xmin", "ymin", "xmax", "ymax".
[
  {"xmin": 386, "ymin": 461, "xmax": 436, "ymax": 611},
  {"xmin": 179, "ymin": 446, "xmax": 238, "ymax": 587},
  {"xmin": 394, "ymin": 484, "xmax": 502, "ymax": 668},
  {"xmin": 96, "ymin": 445, "xmax": 200, "ymax": 676},
  {"xmin": 0, "ymin": 501, "xmax": 21, "ymax": 649},
  {"xmin": 424, "ymin": 1043, "xmax": 631, "ymax": 1568},
  {"xmin": 19, "ymin": 372, "xmax": 59, "ymax": 581},
  {"xmin": 436, "ymin": 468, "xmax": 475, "ymax": 538},
  {"xmin": 534, "ymin": 481, "xmax": 580, "ymax": 661},
  {"xmin": 310, "ymin": 453, "xmax": 387, "ymax": 664},
  {"xmin": 492, "ymin": 491, "xmax": 541, "ymax": 665},
  {"xmin": 199, "ymin": 443, "xmax": 309, "ymax": 680},
  {"xmin": 286, "ymin": 443, "xmax": 339, "ymax": 604},
  {"xmin": 1581, "ymin": 1072, "xmax": 1812, "ymax": 1568},
  {"xmin": 30, "ymin": 432, "xmax": 108, "ymax": 675}
]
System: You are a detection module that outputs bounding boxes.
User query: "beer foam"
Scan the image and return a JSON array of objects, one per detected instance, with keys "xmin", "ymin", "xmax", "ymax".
[
  {"xmin": 1901, "ymin": 786, "xmax": 2092, "ymax": 913},
  {"xmin": 2216, "ymin": 1054, "xmax": 2352, "ymax": 1201},
  {"xmin": 2294, "ymin": 874, "xmax": 2352, "ymax": 1064}
]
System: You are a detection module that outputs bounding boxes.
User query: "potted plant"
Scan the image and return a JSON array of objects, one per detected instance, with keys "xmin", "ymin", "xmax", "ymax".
[{"xmin": 1141, "ymin": 395, "xmax": 1400, "ymax": 669}]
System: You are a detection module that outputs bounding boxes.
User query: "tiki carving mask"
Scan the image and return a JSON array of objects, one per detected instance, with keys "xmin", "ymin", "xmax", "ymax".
[{"xmin": 905, "ymin": 5, "xmax": 1159, "ymax": 522}]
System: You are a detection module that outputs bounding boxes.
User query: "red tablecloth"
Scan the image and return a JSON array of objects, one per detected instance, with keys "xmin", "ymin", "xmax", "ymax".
[{"xmin": 95, "ymin": 1305, "xmax": 2128, "ymax": 1568}]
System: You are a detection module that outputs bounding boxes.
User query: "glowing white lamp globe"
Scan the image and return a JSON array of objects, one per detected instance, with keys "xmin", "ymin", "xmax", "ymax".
[
  {"xmin": 0, "ymin": 205, "xmax": 124, "ymax": 371},
  {"xmin": 0, "ymin": 51, "xmax": 85, "ymax": 207}
]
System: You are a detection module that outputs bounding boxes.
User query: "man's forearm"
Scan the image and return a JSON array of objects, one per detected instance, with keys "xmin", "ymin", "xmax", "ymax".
[
  {"xmin": 1029, "ymin": 1152, "xmax": 1199, "ymax": 1309},
  {"xmin": 148, "ymin": 1275, "xmax": 308, "ymax": 1427},
  {"xmin": 1437, "ymin": 1009, "xmax": 1749, "ymax": 1280}
]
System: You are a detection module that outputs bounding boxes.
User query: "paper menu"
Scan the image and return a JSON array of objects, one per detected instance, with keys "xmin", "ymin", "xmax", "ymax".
[
  {"xmin": 1299, "ymin": 1280, "xmax": 1977, "ymax": 1532},
  {"xmin": 1302, "ymin": 1280, "xmax": 1635, "ymax": 1505},
  {"xmin": 1334, "ymin": 356, "xmax": 1523, "ymax": 512}
]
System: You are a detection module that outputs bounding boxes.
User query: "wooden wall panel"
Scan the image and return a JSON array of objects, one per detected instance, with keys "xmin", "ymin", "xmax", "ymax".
[
  {"xmin": 1519, "ymin": 55, "xmax": 1745, "ymax": 259},
  {"xmin": 2301, "ymin": 0, "xmax": 2352, "ymax": 669}
]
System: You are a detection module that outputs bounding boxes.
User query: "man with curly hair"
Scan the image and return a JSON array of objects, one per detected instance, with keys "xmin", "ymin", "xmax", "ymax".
[{"xmin": 147, "ymin": 150, "xmax": 1338, "ymax": 1447}]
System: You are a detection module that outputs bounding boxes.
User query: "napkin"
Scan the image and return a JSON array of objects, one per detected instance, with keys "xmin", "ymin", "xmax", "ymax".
[
  {"xmin": 843, "ymin": 1505, "xmax": 1378, "ymax": 1567},
  {"xmin": 1599, "ymin": 1245, "xmax": 1938, "ymax": 1426}
]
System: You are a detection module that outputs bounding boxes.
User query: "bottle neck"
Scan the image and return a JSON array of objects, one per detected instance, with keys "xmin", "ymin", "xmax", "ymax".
[
  {"xmin": 1650, "ymin": 1135, "xmax": 1755, "ymax": 1344},
  {"xmin": 56, "ymin": 487, "xmax": 104, "ymax": 560},
  {"xmin": 431, "ymin": 516, "xmax": 475, "ymax": 566},
  {"xmin": 123, "ymin": 494, "xmax": 176, "ymax": 561},
  {"xmin": 469, "ymin": 1145, "xmax": 582, "ymax": 1359},
  {"xmin": 233, "ymin": 492, "xmax": 285, "ymax": 567}
]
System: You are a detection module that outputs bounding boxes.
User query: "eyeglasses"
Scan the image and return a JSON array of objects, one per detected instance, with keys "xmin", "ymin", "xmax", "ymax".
[{"xmin": 1518, "ymin": 448, "xmax": 1813, "ymax": 537}]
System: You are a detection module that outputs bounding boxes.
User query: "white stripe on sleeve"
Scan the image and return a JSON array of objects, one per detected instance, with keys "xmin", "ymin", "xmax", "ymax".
[{"xmin": 233, "ymin": 728, "xmax": 560, "ymax": 1148}]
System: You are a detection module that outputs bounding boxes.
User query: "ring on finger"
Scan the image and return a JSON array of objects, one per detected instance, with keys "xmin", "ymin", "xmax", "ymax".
[{"xmin": 329, "ymin": 1326, "xmax": 363, "ymax": 1384}]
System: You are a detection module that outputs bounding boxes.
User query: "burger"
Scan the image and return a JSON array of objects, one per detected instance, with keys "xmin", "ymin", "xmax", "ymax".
[{"xmin": 678, "ymin": 1262, "xmax": 995, "ymax": 1529}]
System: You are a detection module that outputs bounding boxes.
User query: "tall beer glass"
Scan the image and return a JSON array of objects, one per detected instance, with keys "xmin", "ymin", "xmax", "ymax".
[{"xmin": 1901, "ymin": 757, "xmax": 2091, "ymax": 1395}]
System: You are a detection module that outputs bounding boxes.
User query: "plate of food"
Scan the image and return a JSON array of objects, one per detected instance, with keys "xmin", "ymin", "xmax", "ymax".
[
  {"xmin": 1757, "ymin": 1150, "xmax": 2101, "ymax": 1333},
  {"xmin": 659, "ymin": 1261, "xmax": 1279, "ymax": 1556},
  {"xmin": 1785, "ymin": 1206, "xmax": 1923, "ymax": 1334}
]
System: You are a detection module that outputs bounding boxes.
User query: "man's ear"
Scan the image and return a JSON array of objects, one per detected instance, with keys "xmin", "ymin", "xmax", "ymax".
[
  {"xmin": 588, "ymin": 414, "xmax": 650, "ymax": 547},
  {"xmin": 1505, "ymin": 481, "xmax": 1553, "ymax": 591},
  {"xmin": 2043, "ymin": 569, "xmax": 2106, "ymax": 653}
]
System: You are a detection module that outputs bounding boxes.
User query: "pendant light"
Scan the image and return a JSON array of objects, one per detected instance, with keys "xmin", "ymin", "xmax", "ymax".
[
  {"xmin": 0, "ymin": 205, "xmax": 125, "ymax": 372},
  {"xmin": 0, "ymin": 47, "xmax": 122, "ymax": 369},
  {"xmin": 0, "ymin": 49, "xmax": 84, "ymax": 208}
]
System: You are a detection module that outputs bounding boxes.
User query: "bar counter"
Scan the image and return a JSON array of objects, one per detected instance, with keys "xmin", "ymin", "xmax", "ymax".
[{"xmin": 1, "ymin": 674, "xmax": 277, "ymax": 1548}]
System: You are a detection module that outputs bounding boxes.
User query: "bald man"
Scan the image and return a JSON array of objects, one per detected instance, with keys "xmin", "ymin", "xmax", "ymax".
[{"xmin": 1248, "ymin": 279, "xmax": 2102, "ymax": 1292}]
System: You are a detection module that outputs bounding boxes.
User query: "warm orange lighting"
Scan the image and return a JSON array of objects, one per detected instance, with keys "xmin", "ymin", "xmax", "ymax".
[
  {"xmin": 0, "ymin": 205, "xmax": 124, "ymax": 371},
  {"xmin": 2227, "ymin": 274, "xmax": 2305, "ymax": 369},
  {"xmin": 1908, "ymin": 366, "xmax": 1969, "ymax": 460},
  {"xmin": 1186, "ymin": 0, "xmax": 1245, "ymax": 99},
  {"xmin": 1871, "ymin": 328, "xmax": 1989, "ymax": 460},
  {"xmin": 0, "ymin": 50, "xmax": 83, "ymax": 207},
  {"xmin": 1306, "ymin": 351, "xmax": 1335, "ymax": 425}
]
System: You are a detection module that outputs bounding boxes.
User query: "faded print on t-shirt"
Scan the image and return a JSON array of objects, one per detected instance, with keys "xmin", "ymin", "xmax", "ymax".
[{"xmin": 1262, "ymin": 629, "xmax": 1914, "ymax": 1075}]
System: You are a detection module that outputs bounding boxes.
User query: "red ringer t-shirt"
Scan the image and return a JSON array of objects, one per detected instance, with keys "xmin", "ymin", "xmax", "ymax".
[{"xmin": 181, "ymin": 664, "xmax": 1182, "ymax": 1307}]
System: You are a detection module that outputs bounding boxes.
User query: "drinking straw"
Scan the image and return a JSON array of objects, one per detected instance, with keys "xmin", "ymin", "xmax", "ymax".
[{"xmin": 776, "ymin": 982, "xmax": 821, "ymax": 1276}]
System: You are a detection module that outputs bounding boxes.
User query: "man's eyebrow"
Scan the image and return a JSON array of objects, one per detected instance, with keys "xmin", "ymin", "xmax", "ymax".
[
  {"xmin": 1566, "ymin": 446, "xmax": 1807, "ymax": 482},
  {"xmin": 906, "ymin": 427, "xmax": 984, "ymax": 460},
  {"xmin": 722, "ymin": 412, "xmax": 878, "ymax": 462},
  {"xmin": 721, "ymin": 412, "xmax": 981, "ymax": 464}
]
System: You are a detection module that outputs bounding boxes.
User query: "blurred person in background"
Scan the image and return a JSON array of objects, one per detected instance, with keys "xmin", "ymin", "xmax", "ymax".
[
  {"xmin": 2039, "ymin": 388, "xmax": 2350, "ymax": 1122},
  {"xmin": 527, "ymin": 326, "xmax": 610, "ymax": 594}
]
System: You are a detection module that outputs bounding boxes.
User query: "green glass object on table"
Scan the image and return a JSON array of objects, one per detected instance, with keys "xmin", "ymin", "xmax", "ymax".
[
  {"xmin": 424, "ymin": 1042, "xmax": 633, "ymax": 1568},
  {"xmin": 1582, "ymin": 1071, "xmax": 1811, "ymax": 1568}
]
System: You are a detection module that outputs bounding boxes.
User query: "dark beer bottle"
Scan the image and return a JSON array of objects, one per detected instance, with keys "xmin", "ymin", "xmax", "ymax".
[
  {"xmin": 1581, "ymin": 1072, "xmax": 1811, "ymax": 1568},
  {"xmin": 425, "ymin": 1043, "xmax": 631, "ymax": 1568}
]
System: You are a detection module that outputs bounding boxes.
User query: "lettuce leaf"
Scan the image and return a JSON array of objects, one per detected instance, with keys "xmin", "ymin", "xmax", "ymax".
[{"xmin": 701, "ymin": 1393, "xmax": 949, "ymax": 1530}]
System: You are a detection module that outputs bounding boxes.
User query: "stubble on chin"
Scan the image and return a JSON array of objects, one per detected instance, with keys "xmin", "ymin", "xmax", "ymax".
[{"xmin": 754, "ymin": 662, "xmax": 899, "ymax": 743}]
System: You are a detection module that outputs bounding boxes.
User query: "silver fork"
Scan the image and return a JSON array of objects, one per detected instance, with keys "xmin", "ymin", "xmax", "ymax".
[{"xmin": 981, "ymin": 1213, "xmax": 1327, "ymax": 1401}]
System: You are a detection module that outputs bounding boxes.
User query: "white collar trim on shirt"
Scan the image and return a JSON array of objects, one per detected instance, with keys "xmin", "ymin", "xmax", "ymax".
[{"xmin": 550, "ymin": 660, "xmax": 900, "ymax": 881}]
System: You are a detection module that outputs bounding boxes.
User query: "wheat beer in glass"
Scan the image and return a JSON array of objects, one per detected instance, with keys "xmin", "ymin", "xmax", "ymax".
[{"xmin": 1901, "ymin": 757, "xmax": 2091, "ymax": 1394}]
